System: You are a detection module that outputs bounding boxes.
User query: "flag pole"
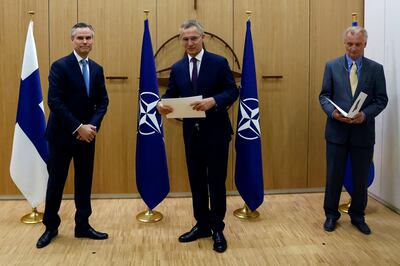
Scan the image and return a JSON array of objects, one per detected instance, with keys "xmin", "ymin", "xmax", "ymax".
[
  {"xmin": 135, "ymin": 9, "xmax": 165, "ymax": 223},
  {"xmin": 19, "ymin": 10, "xmax": 44, "ymax": 225},
  {"xmin": 143, "ymin": 9, "xmax": 149, "ymax": 18},
  {"xmin": 21, "ymin": 207, "xmax": 43, "ymax": 224},
  {"xmin": 245, "ymin": 10, "xmax": 252, "ymax": 20},
  {"xmin": 233, "ymin": 10, "xmax": 262, "ymax": 220},
  {"xmin": 234, "ymin": 204, "xmax": 260, "ymax": 219},
  {"xmin": 339, "ymin": 13, "xmax": 358, "ymax": 215},
  {"xmin": 339, "ymin": 200, "xmax": 351, "ymax": 214},
  {"xmin": 136, "ymin": 209, "xmax": 163, "ymax": 223}
]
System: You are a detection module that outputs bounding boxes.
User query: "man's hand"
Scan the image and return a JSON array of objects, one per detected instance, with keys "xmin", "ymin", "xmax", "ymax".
[
  {"xmin": 190, "ymin": 97, "xmax": 216, "ymax": 111},
  {"xmin": 333, "ymin": 110, "xmax": 352, "ymax": 124},
  {"xmin": 350, "ymin": 112, "xmax": 366, "ymax": 124},
  {"xmin": 156, "ymin": 101, "xmax": 173, "ymax": 115},
  {"xmin": 76, "ymin": 124, "xmax": 97, "ymax": 143},
  {"xmin": 333, "ymin": 110, "xmax": 366, "ymax": 124}
]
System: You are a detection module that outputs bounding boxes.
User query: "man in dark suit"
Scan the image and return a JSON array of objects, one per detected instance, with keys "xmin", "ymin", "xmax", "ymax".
[
  {"xmin": 36, "ymin": 22, "xmax": 109, "ymax": 248},
  {"xmin": 319, "ymin": 26, "xmax": 388, "ymax": 235},
  {"xmin": 157, "ymin": 20, "xmax": 239, "ymax": 253}
]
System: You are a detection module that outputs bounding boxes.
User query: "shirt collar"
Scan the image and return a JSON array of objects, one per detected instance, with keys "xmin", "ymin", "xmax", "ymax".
[
  {"xmin": 345, "ymin": 54, "xmax": 362, "ymax": 70},
  {"xmin": 73, "ymin": 50, "xmax": 89, "ymax": 63},
  {"xmin": 187, "ymin": 49, "xmax": 204, "ymax": 63}
]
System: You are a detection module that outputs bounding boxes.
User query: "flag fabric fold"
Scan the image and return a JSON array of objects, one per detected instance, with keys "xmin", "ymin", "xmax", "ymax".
[
  {"xmin": 343, "ymin": 155, "xmax": 375, "ymax": 196},
  {"xmin": 10, "ymin": 20, "xmax": 49, "ymax": 208},
  {"xmin": 136, "ymin": 19, "xmax": 170, "ymax": 210},
  {"xmin": 234, "ymin": 19, "xmax": 264, "ymax": 211}
]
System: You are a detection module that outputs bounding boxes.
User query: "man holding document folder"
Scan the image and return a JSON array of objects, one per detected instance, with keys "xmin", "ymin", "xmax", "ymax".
[
  {"xmin": 157, "ymin": 19, "xmax": 238, "ymax": 252},
  {"xmin": 319, "ymin": 26, "xmax": 388, "ymax": 234}
]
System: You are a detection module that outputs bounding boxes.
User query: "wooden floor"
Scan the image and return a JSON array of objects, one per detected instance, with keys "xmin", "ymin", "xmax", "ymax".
[{"xmin": 0, "ymin": 193, "xmax": 399, "ymax": 265}]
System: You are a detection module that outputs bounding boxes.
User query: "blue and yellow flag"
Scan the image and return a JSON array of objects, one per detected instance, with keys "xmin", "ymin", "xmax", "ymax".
[
  {"xmin": 234, "ymin": 19, "xmax": 264, "ymax": 211},
  {"xmin": 136, "ymin": 19, "xmax": 169, "ymax": 209}
]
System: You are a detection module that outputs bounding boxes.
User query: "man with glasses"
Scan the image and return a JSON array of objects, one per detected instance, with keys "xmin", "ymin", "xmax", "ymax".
[{"xmin": 157, "ymin": 19, "xmax": 238, "ymax": 253}]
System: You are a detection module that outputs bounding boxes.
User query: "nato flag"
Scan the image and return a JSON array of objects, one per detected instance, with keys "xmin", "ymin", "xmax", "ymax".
[
  {"xmin": 136, "ymin": 19, "xmax": 170, "ymax": 210},
  {"xmin": 343, "ymin": 155, "xmax": 375, "ymax": 196},
  {"xmin": 234, "ymin": 19, "xmax": 264, "ymax": 211}
]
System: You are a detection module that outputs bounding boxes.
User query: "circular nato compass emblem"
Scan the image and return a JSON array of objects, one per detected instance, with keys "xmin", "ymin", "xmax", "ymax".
[
  {"xmin": 237, "ymin": 98, "xmax": 261, "ymax": 140},
  {"xmin": 138, "ymin": 91, "xmax": 162, "ymax": 135}
]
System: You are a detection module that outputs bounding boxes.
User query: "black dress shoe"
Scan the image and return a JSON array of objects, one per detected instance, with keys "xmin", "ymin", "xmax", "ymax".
[
  {"xmin": 75, "ymin": 227, "xmax": 108, "ymax": 240},
  {"xmin": 351, "ymin": 221, "xmax": 371, "ymax": 235},
  {"xmin": 323, "ymin": 218, "xmax": 337, "ymax": 232},
  {"xmin": 212, "ymin": 231, "xmax": 227, "ymax": 253},
  {"xmin": 178, "ymin": 226, "xmax": 212, "ymax": 243},
  {"xmin": 36, "ymin": 229, "xmax": 58, "ymax": 248}
]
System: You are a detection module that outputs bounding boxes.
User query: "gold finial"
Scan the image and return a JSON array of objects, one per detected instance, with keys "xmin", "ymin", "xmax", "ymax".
[
  {"xmin": 352, "ymin": 12, "xmax": 358, "ymax": 25},
  {"xmin": 28, "ymin": 10, "xmax": 35, "ymax": 20},
  {"xmin": 246, "ymin": 10, "xmax": 252, "ymax": 20},
  {"xmin": 28, "ymin": 11, "xmax": 35, "ymax": 22},
  {"xmin": 144, "ymin": 10, "xmax": 150, "ymax": 19}
]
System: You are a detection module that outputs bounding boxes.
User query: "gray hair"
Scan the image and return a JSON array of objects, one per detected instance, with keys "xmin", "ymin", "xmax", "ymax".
[
  {"xmin": 343, "ymin": 26, "xmax": 368, "ymax": 42},
  {"xmin": 71, "ymin": 22, "xmax": 95, "ymax": 39},
  {"xmin": 179, "ymin": 19, "xmax": 205, "ymax": 36}
]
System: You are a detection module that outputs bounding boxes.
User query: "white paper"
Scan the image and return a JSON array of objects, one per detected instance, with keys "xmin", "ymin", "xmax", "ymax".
[
  {"xmin": 161, "ymin": 96, "xmax": 206, "ymax": 119},
  {"xmin": 325, "ymin": 92, "xmax": 368, "ymax": 118}
]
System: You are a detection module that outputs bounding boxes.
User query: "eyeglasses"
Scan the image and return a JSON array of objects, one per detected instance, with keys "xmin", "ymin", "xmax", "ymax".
[{"xmin": 181, "ymin": 35, "xmax": 202, "ymax": 43}]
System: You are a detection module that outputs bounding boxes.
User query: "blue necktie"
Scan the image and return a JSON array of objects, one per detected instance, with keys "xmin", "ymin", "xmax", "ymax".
[
  {"xmin": 191, "ymin": 57, "xmax": 198, "ymax": 94},
  {"xmin": 81, "ymin": 59, "xmax": 90, "ymax": 95}
]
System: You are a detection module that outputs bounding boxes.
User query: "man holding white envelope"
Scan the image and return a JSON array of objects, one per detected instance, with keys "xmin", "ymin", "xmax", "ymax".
[
  {"xmin": 157, "ymin": 19, "xmax": 238, "ymax": 252},
  {"xmin": 319, "ymin": 26, "xmax": 388, "ymax": 235}
]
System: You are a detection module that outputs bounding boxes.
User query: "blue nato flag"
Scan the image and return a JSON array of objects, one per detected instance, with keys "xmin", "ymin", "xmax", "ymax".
[
  {"xmin": 234, "ymin": 19, "xmax": 264, "ymax": 211},
  {"xmin": 136, "ymin": 19, "xmax": 170, "ymax": 209}
]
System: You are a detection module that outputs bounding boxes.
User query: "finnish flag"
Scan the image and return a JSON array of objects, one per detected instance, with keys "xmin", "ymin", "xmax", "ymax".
[{"xmin": 10, "ymin": 21, "xmax": 49, "ymax": 208}]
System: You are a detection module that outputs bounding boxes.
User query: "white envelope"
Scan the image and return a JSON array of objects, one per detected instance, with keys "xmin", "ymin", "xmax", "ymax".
[
  {"xmin": 161, "ymin": 95, "xmax": 206, "ymax": 119},
  {"xmin": 325, "ymin": 92, "xmax": 368, "ymax": 118}
]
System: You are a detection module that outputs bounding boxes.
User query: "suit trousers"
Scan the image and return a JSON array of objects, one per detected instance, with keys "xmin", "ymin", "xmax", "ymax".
[
  {"xmin": 184, "ymin": 125, "xmax": 230, "ymax": 232},
  {"xmin": 43, "ymin": 140, "xmax": 95, "ymax": 231},
  {"xmin": 324, "ymin": 141, "xmax": 373, "ymax": 222}
]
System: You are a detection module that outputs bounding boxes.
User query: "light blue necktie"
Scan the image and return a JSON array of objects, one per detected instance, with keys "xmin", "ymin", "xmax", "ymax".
[{"xmin": 81, "ymin": 59, "xmax": 90, "ymax": 95}]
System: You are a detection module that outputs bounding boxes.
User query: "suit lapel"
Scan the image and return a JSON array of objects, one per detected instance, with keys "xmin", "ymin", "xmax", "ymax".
[
  {"xmin": 88, "ymin": 59, "xmax": 94, "ymax": 97},
  {"xmin": 196, "ymin": 51, "xmax": 208, "ymax": 95},
  {"xmin": 355, "ymin": 57, "xmax": 368, "ymax": 98}
]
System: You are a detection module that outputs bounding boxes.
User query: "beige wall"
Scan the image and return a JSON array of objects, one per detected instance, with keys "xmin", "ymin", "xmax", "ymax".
[{"xmin": 0, "ymin": 0, "xmax": 364, "ymax": 196}]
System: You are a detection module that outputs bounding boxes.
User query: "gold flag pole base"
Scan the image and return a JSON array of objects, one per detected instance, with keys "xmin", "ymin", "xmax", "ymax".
[
  {"xmin": 233, "ymin": 204, "xmax": 259, "ymax": 220},
  {"xmin": 136, "ymin": 209, "xmax": 163, "ymax": 223},
  {"xmin": 339, "ymin": 199, "xmax": 351, "ymax": 214},
  {"xmin": 21, "ymin": 207, "xmax": 43, "ymax": 224}
]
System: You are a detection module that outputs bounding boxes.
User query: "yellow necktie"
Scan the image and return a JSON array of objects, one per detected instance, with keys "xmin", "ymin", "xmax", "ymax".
[{"xmin": 350, "ymin": 62, "xmax": 358, "ymax": 96}]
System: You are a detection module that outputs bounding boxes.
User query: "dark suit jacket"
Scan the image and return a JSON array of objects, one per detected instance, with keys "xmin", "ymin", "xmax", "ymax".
[
  {"xmin": 319, "ymin": 55, "xmax": 388, "ymax": 147},
  {"xmin": 46, "ymin": 53, "xmax": 109, "ymax": 145},
  {"xmin": 163, "ymin": 51, "xmax": 239, "ymax": 142}
]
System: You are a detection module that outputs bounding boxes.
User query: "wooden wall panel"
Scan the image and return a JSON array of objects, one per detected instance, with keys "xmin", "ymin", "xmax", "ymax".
[
  {"xmin": 234, "ymin": 0, "xmax": 310, "ymax": 189},
  {"xmin": 0, "ymin": 0, "xmax": 49, "ymax": 195},
  {"xmin": 308, "ymin": 0, "xmax": 364, "ymax": 187},
  {"xmin": 77, "ymin": 0, "xmax": 156, "ymax": 193},
  {"xmin": 0, "ymin": 0, "xmax": 364, "ymax": 196}
]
